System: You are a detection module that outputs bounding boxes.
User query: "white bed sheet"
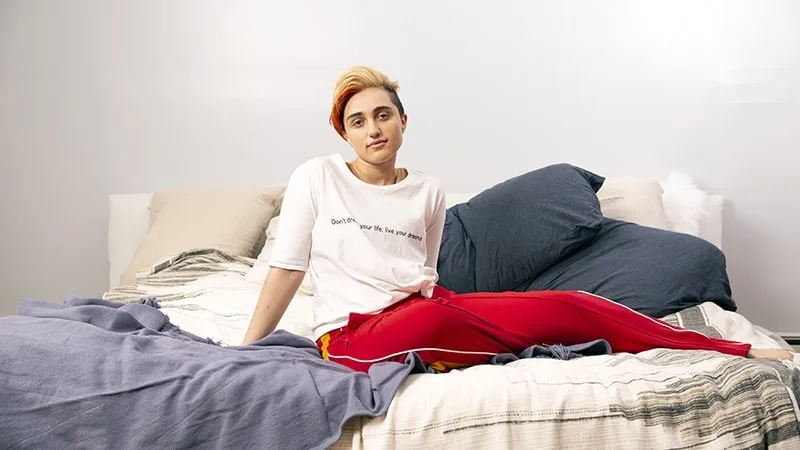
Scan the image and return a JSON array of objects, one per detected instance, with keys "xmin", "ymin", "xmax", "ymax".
[{"xmin": 150, "ymin": 271, "xmax": 315, "ymax": 346}]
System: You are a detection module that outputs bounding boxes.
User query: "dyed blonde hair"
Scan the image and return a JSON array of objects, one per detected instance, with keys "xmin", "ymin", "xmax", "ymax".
[{"xmin": 329, "ymin": 66, "xmax": 405, "ymax": 138}]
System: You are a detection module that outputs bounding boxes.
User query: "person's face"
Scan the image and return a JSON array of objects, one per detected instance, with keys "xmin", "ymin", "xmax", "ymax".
[{"xmin": 342, "ymin": 87, "xmax": 407, "ymax": 166}]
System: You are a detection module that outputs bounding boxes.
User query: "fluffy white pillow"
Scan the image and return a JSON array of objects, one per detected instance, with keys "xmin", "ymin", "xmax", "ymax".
[
  {"xmin": 245, "ymin": 216, "xmax": 314, "ymax": 295},
  {"xmin": 660, "ymin": 171, "xmax": 712, "ymax": 237}
]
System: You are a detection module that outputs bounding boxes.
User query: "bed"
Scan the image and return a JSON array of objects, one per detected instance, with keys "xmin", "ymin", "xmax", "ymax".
[{"xmin": 3, "ymin": 164, "xmax": 799, "ymax": 449}]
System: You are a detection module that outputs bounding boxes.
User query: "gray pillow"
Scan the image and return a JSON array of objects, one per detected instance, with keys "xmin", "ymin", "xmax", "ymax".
[
  {"xmin": 524, "ymin": 218, "xmax": 738, "ymax": 317},
  {"xmin": 438, "ymin": 163, "xmax": 605, "ymax": 293}
]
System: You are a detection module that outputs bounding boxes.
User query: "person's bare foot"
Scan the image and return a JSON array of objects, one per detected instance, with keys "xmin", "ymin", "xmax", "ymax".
[{"xmin": 746, "ymin": 348, "xmax": 795, "ymax": 361}]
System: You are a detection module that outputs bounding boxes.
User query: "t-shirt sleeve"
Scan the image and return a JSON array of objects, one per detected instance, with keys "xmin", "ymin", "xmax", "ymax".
[
  {"xmin": 425, "ymin": 186, "xmax": 447, "ymax": 270},
  {"xmin": 268, "ymin": 163, "xmax": 318, "ymax": 271}
]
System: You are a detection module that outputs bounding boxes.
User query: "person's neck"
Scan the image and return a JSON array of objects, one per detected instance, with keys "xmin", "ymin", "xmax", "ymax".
[{"xmin": 347, "ymin": 157, "xmax": 398, "ymax": 186}]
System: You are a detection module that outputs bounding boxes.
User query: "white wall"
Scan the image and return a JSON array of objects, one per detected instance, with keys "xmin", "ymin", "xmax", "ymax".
[{"xmin": 1, "ymin": 0, "xmax": 799, "ymax": 332}]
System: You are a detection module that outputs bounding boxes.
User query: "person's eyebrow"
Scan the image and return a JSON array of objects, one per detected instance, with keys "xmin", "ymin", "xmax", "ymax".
[{"xmin": 346, "ymin": 111, "xmax": 364, "ymax": 121}]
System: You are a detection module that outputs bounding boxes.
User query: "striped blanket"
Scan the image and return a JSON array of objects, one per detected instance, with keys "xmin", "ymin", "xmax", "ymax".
[
  {"xmin": 335, "ymin": 343, "xmax": 800, "ymax": 449},
  {"xmin": 104, "ymin": 249, "xmax": 800, "ymax": 449},
  {"xmin": 104, "ymin": 248, "xmax": 256, "ymax": 303}
]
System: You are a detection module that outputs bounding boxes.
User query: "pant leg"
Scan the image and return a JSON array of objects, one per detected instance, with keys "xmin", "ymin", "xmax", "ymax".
[
  {"xmin": 434, "ymin": 286, "xmax": 751, "ymax": 357},
  {"xmin": 319, "ymin": 294, "xmax": 535, "ymax": 373},
  {"xmin": 320, "ymin": 287, "xmax": 751, "ymax": 373}
]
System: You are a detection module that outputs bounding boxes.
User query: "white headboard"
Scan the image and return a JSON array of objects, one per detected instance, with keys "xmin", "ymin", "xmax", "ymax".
[{"xmin": 108, "ymin": 187, "xmax": 724, "ymax": 291}]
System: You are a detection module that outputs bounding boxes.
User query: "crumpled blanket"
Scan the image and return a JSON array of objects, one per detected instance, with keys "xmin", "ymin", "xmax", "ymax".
[
  {"xmin": 489, "ymin": 339, "xmax": 612, "ymax": 365},
  {"xmin": 0, "ymin": 297, "xmax": 419, "ymax": 450}
]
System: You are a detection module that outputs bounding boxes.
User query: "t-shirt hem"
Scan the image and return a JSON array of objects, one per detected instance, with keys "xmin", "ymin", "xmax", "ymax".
[{"xmin": 267, "ymin": 260, "xmax": 308, "ymax": 272}]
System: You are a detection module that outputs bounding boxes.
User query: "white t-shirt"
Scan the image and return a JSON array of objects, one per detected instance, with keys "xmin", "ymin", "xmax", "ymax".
[{"xmin": 268, "ymin": 153, "xmax": 447, "ymax": 340}]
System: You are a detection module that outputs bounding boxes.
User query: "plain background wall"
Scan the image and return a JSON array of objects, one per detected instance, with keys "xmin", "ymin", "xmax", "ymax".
[{"xmin": 1, "ymin": 0, "xmax": 799, "ymax": 332}]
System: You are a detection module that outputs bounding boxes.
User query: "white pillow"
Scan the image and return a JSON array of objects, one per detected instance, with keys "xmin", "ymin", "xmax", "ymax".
[
  {"xmin": 245, "ymin": 216, "xmax": 314, "ymax": 295},
  {"xmin": 596, "ymin": 177, "xmax": 673, "ymax": 231},
  {"xmin": 660, "ymin": 171, "xmax": 712, "ymax": 237}
]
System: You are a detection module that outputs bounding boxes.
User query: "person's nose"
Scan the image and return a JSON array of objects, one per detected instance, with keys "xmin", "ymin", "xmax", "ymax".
[{"xmin": 367, "ymin": 120, "xmax": 381, "ymax": 138}]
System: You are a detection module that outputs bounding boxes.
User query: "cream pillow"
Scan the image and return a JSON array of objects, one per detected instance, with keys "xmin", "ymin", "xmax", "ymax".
[
  {"xmin": 597, "ymin": 177, "xmax": 672, "ymax": 231},
  {"xmin": 120, "ymin": 186, "xmax": 284, "ymax": 286}
]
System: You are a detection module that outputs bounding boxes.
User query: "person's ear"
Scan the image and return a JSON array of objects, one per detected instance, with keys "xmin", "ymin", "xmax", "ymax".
[{"xmin": 401, "ymin": 114, "xmax": 408, "ymax": 133}]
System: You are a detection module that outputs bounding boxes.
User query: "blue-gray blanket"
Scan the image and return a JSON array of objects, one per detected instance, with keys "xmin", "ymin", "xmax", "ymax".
[
  {"xmin": 0, "ymin": 297, "xmax": 610, "ymax": 449},
  {"xmin": 0, "ymin": 297, "xmax": 420, "ymax": 450}
]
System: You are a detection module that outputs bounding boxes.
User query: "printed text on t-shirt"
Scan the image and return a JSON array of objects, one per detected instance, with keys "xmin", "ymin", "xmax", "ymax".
[{"xmin": 330, "ymin": 216, "xmax": 423, "ymax": 242}]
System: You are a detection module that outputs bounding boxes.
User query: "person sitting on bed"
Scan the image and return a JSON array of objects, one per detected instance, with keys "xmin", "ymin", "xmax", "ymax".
[{"xmin": 241, "ymin": 65, "xmax": 794, "ymax": 372}]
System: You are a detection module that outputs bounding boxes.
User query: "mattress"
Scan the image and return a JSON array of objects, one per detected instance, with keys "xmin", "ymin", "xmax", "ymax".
[{"xmin": 103, "ymin": 249, "xmax": 800, "ymax": 449}]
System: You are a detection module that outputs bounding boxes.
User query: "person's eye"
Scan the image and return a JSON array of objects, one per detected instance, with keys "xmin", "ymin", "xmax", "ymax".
[
  {"xmin": 352, "ymin": 119, "xmax": 363, "ymax": 127},
  {"xmin": 377, "ymin": 112, "xmax": 390, "ymax": 120}
]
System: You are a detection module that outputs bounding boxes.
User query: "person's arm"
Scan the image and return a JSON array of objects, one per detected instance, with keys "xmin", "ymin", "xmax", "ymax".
[
  {"xmin": 425, "ymin": 186, "xmax": 447, "ymax": 270},
  {"xmin": 242, "ymin": 267, "xmax": 306, "ymax": 345},
  {"xmin": 242, "ymin": 162, "xmax": 318, "ymax": 345}
]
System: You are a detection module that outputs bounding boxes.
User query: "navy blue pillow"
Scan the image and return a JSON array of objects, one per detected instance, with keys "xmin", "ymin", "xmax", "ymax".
[
  {"xmin": 437, "ymin": 163, "xmax": 605, "ymax": 293},
  {"xmin": 524, "ymin": 218, "xmax": 737, "ymax": 317},
  {"xmin": 437, "ymin": 211, "xmax": 479, "ymax": 293}
]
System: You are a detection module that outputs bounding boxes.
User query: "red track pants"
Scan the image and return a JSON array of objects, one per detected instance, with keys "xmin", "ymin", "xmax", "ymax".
[{"xmin": 316, "ymin": 286, "xmax": 751, "ymax": 373}]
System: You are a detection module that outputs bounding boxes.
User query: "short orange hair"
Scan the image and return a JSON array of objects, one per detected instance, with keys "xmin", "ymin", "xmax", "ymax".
[{"xmin": 329, "ymin": 66, "xmax": 405, "ymax": 139}]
